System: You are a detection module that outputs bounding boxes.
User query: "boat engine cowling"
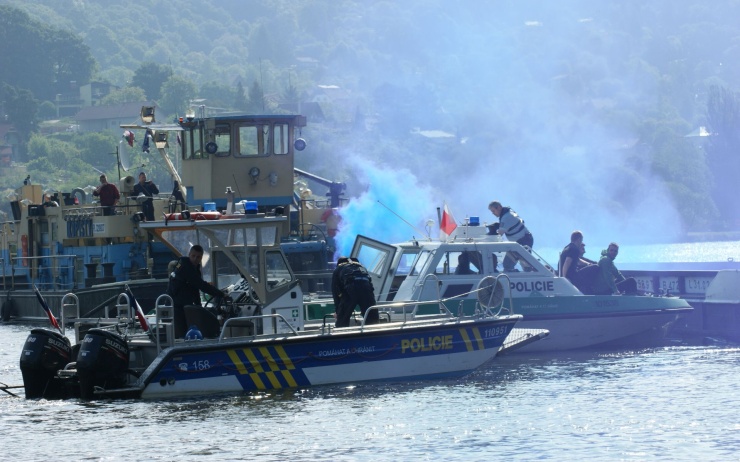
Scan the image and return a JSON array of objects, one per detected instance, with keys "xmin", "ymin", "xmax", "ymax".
[
  {"xmin": 19, "ymin": 328, "xmax": 72, "ymax": 399},
  {"xmin": 76, "ymin": 329, "xmax": 129, "ymax": 400}
]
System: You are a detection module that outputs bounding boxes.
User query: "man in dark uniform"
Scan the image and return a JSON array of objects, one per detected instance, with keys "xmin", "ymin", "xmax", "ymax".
[
  {"xmin": 167, "ymin": 245, "xmax": 225, "ymax": 337},
  {"xmin": 332, "ymin": 257, "xmax": 379, "ymax": 327},
  {"xmin": 132, "ymin": 172, "xmax": 159, "ymax": 221}
]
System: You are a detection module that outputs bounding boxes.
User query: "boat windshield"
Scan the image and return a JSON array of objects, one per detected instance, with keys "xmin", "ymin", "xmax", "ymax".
[{"xmin": 410, "ymin": 250, "xmax": 432, "ymax": 276}]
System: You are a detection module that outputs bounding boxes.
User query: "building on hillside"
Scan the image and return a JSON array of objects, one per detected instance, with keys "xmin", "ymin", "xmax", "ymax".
[
  {"xmin": 75, "ymin": 102, "xmax": 155, "ymax": 133},
  {"xmin": 55, "ymin": 81, "xmax": 119, "ymax": 118}
]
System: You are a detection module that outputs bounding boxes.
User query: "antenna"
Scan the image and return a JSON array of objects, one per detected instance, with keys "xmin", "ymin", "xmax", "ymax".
[
  {"xmin": 259, "ymin": 59, "xmax": 265, "ymax": 112},
  {"xmin": 376, "ymin": 200, "xmax": 430, "ymax": 238}
]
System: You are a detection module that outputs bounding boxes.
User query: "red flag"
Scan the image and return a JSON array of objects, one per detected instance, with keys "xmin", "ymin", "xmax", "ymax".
[
  {"xmin": 33, "ymin": 285, "xmax": 61, "ymax": 332},
  {"xmin": 123, "ymin": 130, "xmax": 135, "ymax": 147},
  {"xmin": 125, "ymin": 284, "xmax": 150, "ymax": 332},
  {"xmin": 440, "ymin": 202, "xmax": 457, "ymax": 237}
]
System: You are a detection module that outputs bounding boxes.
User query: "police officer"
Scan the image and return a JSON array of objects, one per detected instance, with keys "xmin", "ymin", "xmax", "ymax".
[
  {"xmin": 167, "ymin": 245, "xmax": 226, "ymax": 337},
  {"xmin": 488, "ymin": 200, "xmax": 534, "ymax": 271},
  {"xmin": 332, "ymin": 257, "xmax": 379, "ymax": 327}
]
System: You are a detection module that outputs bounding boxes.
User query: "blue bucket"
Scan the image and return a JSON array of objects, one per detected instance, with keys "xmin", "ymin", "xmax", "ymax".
[
  {"xmin": 244, "ymin": 201, "xmax": 258, "ymax": 214},
  {"xmin": 203, "ymin": 202, "xmax": 216, "ymax": 212}
]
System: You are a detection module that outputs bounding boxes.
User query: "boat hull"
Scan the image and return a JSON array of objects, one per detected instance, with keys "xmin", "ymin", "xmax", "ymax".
[{"xmin": 129, "ymin": 316, "xmax": 519, "ymax": 399}]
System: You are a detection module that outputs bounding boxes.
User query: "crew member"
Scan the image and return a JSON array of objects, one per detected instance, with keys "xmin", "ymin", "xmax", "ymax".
[
  {"xmin": 132, "ymin": 172, "xmax": 159, "ymax": 221},
  {"xmin": 332, "ymin": 257, "xmax": 379, "ymax": 327},
  {"xmin": 167, "ymin": 245, "xmax": 226, "ymax": 337},
  {"xmin": 488, "ymin": 200, "xmax": 534, "ymax": 271},
  {"xmin": 93, "ymin": 174, "xmax": 120, "ymax": 216},
  {"xmin": 592, "ymin": 242, "xmax": 639, "ymax": 295}
]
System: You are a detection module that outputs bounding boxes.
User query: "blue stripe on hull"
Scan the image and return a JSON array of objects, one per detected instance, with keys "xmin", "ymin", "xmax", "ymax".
[{"xmin": 140, "ymin": 318, "xmax": 517, "ymax": 398}]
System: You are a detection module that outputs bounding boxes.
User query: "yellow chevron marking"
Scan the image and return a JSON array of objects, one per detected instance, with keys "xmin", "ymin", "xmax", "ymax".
[
  {"xmin": 227, "ymin": 350, "xmax": 248, "ymax": 375},
  {"xmin": 229, "ymin": 346, "xmax": 298, "ymax": 390},
  {"xmin": 459, "ymin": 328, "xmax": 474, "ymax": 351},
  {"xmin": 471, "ymin": 327, "xmax": 485, "ymax": 350},
  {"xmin": 273, "ymin": 345, "xmax": 295, "ymax": 370}
]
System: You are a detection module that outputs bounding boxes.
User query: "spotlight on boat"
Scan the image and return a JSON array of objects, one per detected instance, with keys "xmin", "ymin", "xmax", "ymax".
[
  {"xmin": 141, "ymin": 106, "xmax": 155, "ymax": 124},
  {"xmin": 249, "ymin": 167, "xmax": 260, "ymax": 183}
]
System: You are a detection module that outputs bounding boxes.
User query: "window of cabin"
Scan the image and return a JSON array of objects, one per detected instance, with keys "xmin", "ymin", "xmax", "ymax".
[
  {"xmin": 409, "ymin": 250, "xmax": 431, "ymax": 276},
  {"xmin": 184, "ymin": 128, "xmax": 205, "ymax": 160},
  {"xmin": 274, "ymin": 123, "xmax": 289, "ymax": 155},
  {"xmin": 236, "ymin": 125, "xmax": 260, "ymax": 157},
  {"xmin": 214, "ymin": 124, "xmax": 231, "ymax": 157}
]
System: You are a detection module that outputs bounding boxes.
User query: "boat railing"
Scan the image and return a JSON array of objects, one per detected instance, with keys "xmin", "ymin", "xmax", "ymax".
[
  {"xmin": 60, "ymin": 292, "xmax": 80, "ymax": 335},
  {"xmin": 220, "ymin": 314, "xmax": 298, "ymax": 340},
  {"xmin": 4, "ymin": 255, "xmax": 79, "ymax": 291},
  {"xmin": 154, "ymin": 294, "xmax": 175, "ymax": 351}
]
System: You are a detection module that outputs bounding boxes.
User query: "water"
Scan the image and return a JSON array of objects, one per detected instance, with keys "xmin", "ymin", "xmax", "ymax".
[{"xmin": 2, "ymin": 242, "xmax": 740, "ymax": 461}]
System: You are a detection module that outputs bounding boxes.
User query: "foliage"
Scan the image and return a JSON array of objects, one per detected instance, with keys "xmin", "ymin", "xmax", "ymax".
[
  {"xmin": 131, "ymin": 62, "xmax": 172, "ymax": 101},
  {"xmin": 100, "ymin": 87, "xmax": 147, "ymax": 105},
  {"xmin": 159, "ymin": 75, "xmax": 197, "ymax": 118}
]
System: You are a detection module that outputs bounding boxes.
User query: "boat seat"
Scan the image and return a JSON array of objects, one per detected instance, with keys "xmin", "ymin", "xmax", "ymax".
[{"xmin": 183, "ymin": 306, "xmax": 221, "ymax": 338}]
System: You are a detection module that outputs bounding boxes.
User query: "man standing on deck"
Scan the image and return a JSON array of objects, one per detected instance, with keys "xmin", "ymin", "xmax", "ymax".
[
  {"xmin": 167, "ymin": 245, "xmax": 227, "ymax": 337},
  {"xmin": 488, "ymin": 200, "xmax": 534, "ymax": 271},
  {"xmin": 93, "ymin": 174, "xmax": 120, "ymax": 216},
  {"xmin": 332, "ymin": 257, "xmax": 379, "ymax": 327},
  {"xmin": 132, "ymin": 172, "xmax": 159, "ymax": 221}
]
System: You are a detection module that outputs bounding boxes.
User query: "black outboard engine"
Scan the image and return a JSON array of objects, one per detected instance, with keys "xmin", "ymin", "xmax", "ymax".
[
  {"xmin": 19, "ymin": 328, "xmax": 72, "ymax": 399},
  {"xmin": 76, "ymin": 329, "xmax": 129, "ymax": 400}
]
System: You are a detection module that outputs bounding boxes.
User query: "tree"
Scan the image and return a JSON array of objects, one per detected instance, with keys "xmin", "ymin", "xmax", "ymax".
[
  {"xmin": 131, "ymin": 62, "xmax": 172, "ymax": 101},
  {"xmin": 200, "ymin": 81, "xmax": 238, "ymax": 110},
  {"xmin": 159, "ymin": 75, "xmax": 197, "ymax": 117},
  {"xmin": 247, "ymin": 81, "xmax": 264, "ymax": 113},
  {"xmin": 705, "ymin": 85, "xmax": 740, "ymax": 227},
  {"xmin": 100, "ymin": 86, "xmax": 147, "ymax": 105},
  {"xmin": 2, "ymin": 84, "xmax": 38, "ymax": 161},
  {"xmin": 234, "ymin": 81, "xmax": 248, "ymax": 111},
  {"xmin": 0, "ymin": 5, "xmax": 95, "ymax": 101}
]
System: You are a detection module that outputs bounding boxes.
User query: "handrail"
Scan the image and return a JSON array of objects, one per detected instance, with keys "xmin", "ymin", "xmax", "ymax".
[
  {"xmin": 60, "ymin": 293, "xmax": 80, "ymax": 335},
  {"xmin": 6, "ymin": 255, "xmax": 78, "ymax": 291},
  {"xmin": 220, "ymin": 314, "xmax": 298, "ymax": 340}
]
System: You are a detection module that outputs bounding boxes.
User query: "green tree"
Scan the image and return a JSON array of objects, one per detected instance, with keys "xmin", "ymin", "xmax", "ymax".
[
  {"xmin": 100, "ymin": 86, "xmax": 147, "ymax": 105},
  {"xmin": 0, "ymin": 5, "xmax": 95, "ymax": 101},
  {"xmin": 247, "ymin": 81, "xmax": 264, "ymax": 113},
  {"xmin": 159, "ymin": 75, "xmax": 197, "ymax": 117},
  {"xmin": 200, "ymin": 81, "xmax": 238, "ymax": 110},
  {"xmin": 705, "ymin": 85, "xmax": 740, "ymax": 227},
  {"xmin": 2, "ymin": 84, "xmax": 39, "ymax": 161},
  {"xmin": 131, "ymin": 62, "xmax": 172, "ymax": 101},
  {"xmin": 234, "ymin": 81, "xmax": 248, "ymax": 111}
]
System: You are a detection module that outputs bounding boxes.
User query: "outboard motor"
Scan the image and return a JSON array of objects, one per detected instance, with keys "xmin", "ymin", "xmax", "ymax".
[
  {"xmin": 76, "ymin": 329, "xmax": 129, "ymax": 400},
  {"xmin": 19, "ymin": 328, "xmax": 72, "ymax": 399}
]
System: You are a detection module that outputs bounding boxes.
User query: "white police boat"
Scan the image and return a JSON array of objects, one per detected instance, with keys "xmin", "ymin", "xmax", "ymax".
[
  {"xmin": 18, "ymin": 213, "xmax": 535, "ymax": 400},
  {"xmin": 323, "ymin": 223, "xmax": 693, "ymax": 353}
]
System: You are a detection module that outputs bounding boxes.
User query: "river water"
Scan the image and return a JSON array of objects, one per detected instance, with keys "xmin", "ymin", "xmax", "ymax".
[{"xmin": 1, "ymin": 242, "xmax": 739, "ymax": 461}]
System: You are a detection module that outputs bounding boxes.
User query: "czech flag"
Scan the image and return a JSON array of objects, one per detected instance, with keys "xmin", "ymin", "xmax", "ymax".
[
  {"xmin": 125, "ymin": 284, "xmax": 150, "ymax": 332},
  {"xmin": 440, "ymin": 202, "xmax": 457, "ymax": 238},
  {"xmin": 33, "ymin": 284, "xmax": 61, "ymax": 332},
  {"xmin": 123, "ymin": 130, "xmax": 135, "ymax": 147}
]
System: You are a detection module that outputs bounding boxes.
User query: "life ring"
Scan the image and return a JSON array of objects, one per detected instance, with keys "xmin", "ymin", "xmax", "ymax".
[
  {"xmin": 71, "ymin": 188, "xmax": 86, "ymax": 204},
  {"xmin": 21, "ymin": 235, "xmax": 28, "ymax": 267}
]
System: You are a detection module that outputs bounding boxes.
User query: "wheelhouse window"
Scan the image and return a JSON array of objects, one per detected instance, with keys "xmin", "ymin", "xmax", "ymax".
[
  {"xmin": 266, "ymin": 250, "xmax": 292, "ymax": 291},
  {"xmin": 237, "ymin": 125, "xmax": 259, "ymax": 157},
  {"xmin": 183, "ymin": 127, "xmax": 205, "ymax": 160},
  {"xmin": 213, "ymin": 124, "xmax": 231, "ymax": 157},
  {"xmin": 409, "ymin": 250, "xmax": 431, "ymax": 276},
  {"xmin": 274, "ymin": 123, "xmax": 289, "ymax": 155}
]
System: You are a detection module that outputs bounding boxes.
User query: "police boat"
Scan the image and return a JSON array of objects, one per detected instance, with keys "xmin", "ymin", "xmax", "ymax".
[
  {"xmin": 18, "ymin": 213, "xmax": 537, "ymax": 400},
  {"xmin": 303, "ymin": 222, "xmax": 693, "ymax": 354}
]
